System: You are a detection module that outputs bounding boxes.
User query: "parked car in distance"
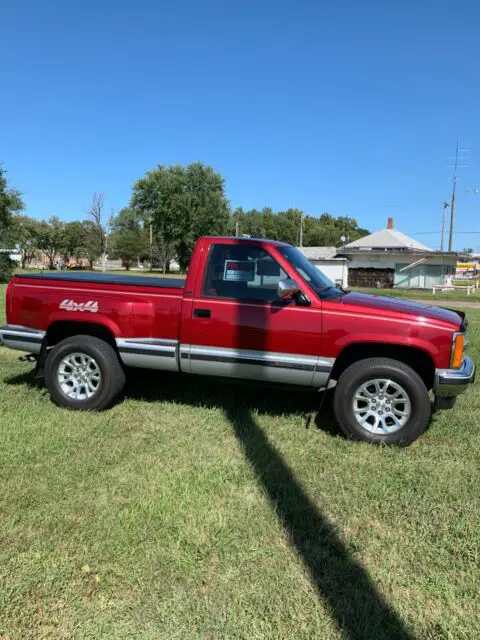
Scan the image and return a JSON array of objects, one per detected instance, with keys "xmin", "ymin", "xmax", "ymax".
[{"xmin": 1, "ymin": 236, "xmax": 475, "ymax": 446}]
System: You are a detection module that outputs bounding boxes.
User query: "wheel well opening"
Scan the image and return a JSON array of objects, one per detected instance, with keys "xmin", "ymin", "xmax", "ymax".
[
  {"xmin": 330, "ymin": 343, "xmax": 435, "ymax": 390},
  {"xmin": 46, "ymin": 322, "xmax": 117, "ymax": 350}
]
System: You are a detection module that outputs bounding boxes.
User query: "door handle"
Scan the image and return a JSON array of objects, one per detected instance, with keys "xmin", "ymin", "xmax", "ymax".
[{"xmin": 193, "ymin": 308, "xmax": 211, "ymax": 318}]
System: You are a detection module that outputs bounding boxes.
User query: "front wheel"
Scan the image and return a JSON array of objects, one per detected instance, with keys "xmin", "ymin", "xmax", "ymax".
[
  {"xmin": 45, "ymin": 335, "xmax": 126, "ymax": 410},
  {"xmin": 333, "ymin": 357, "xmax": 431, "ymax": 446}
]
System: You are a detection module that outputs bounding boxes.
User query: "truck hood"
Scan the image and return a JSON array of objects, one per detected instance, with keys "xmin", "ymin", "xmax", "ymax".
[{"xmin": 339, "ymin": 291, "xmax": 463, "ymax": 328}]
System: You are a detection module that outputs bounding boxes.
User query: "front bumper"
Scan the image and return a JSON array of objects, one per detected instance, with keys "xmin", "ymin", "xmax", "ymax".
[{"xmin": 434, "ymin": 356, "xmax": 476, "ymax": 398}]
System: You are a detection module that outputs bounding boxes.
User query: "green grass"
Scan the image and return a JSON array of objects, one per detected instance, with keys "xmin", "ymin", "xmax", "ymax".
[
  {"xmin": 454, "ymin": 279, "xmax": 479, "ymax": 287},
  {"xmin": 351, "ymin": 286, "xmax": 480, "ymax": 303},
  {"xmin": 1, "ymin": 285, "xmax": 479, "ymax": 639}
]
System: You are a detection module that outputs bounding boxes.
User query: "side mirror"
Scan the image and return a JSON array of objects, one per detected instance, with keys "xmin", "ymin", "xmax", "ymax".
[{"xmin": 277, "ymin": 278, "xmax": 300, "ymax": 300}]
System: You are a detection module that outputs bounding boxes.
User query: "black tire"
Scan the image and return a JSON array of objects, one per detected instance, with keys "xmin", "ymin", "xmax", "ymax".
[
  {"xmin": 45, "ymin": 335, "xmax": 126, "ymax": 410},
  {"xmin": 333, "ymin": 357, "xmax": 431, "ymax": 446}
]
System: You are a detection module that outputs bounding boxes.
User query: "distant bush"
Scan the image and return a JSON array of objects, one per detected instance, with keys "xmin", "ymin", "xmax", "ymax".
[{"xmin": 0, "ymin": 254, "xmax": 14, "ymax": 283}]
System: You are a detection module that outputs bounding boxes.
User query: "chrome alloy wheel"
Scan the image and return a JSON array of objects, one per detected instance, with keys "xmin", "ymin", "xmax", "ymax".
[
  {"xmin": 352, "ymin": 378, "xmax": 411, "ymax": 434},
  {"xmin": 57, "ymin": 352, "xmax": 102, "ymax": 401}
]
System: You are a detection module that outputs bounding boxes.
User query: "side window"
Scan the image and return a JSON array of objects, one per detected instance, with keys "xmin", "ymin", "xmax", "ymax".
[{"xmin": 202, "ymin": 244, "xmax": 289, "ymax": 302}]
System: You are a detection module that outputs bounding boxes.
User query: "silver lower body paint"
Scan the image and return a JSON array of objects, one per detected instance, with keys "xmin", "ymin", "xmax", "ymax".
[
  {"xmin": 116, "ymin": 339, "xmax": 334, "ymax": 388},
  {"xmin": 0, "ymin": 325, "xmax": 45, "ymax": 354},
  {"xmin": 116, "ymin": 338, "xmax": 178, "ymax": 371}
]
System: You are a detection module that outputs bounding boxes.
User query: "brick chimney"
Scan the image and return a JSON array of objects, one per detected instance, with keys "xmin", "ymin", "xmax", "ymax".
[{"xmin": 387, "ymin": 217, "xmax": 394, "ymax": 229}]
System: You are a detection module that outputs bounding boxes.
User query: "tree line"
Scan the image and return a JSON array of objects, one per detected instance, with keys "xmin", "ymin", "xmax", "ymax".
[{"xmin": 0, "ymin": 162, "xmax": 369, "ymax": 281}]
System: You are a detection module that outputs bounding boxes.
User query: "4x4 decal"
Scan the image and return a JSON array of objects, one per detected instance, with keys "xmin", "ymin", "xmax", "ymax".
[{"xmin": 59, "ymin": 299, "xmax": 99, "ymax": 313}]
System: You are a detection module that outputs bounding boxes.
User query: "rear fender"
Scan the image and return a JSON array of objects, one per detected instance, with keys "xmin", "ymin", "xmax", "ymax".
[{"xmin": 45, "ymin": 312, "xmax": 121, "ymax": 341}]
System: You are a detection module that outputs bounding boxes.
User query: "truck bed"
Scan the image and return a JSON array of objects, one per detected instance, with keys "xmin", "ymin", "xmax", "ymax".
[{"xmin": 15, "ymin": 272, "xmax": 186, "ymax": 289}]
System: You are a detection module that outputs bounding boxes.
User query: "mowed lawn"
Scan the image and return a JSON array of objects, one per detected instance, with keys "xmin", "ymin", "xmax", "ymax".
[
  {"xmin": 350, "ymin": 286, "xmax": 480, "ymax": 304},
  {"xmin": 0, "ymin": 284, "xmax": 479, "ymax": 639}
]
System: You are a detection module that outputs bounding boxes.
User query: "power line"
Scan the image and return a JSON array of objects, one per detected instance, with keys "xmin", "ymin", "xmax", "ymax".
[
  {"xmin": 406, "ymin": 231, "xmax": 442, "ymax": 235},
  {"xmin": 407, "ymin": 231, "xmax": 480, "ymax": 235}
]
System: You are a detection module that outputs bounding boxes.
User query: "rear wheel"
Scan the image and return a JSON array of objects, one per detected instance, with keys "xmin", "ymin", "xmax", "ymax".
[
  {"xmin": 333, "ymin": 357, "xmax": 431, "ymax": 446},
  {"xmin": 45, "ymin": 335, "xmax": 125, "ymax": 410}
]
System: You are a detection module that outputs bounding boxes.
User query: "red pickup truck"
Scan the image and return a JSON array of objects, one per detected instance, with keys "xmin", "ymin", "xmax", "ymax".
[{"xmin": 1, "ymin": 236, "xmax": 475, "ymax": 445}]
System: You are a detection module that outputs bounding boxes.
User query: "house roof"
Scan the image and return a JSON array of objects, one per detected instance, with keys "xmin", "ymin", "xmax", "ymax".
[
  {"xmin": 343, "ymin": 228, "xmax": 432, "ymax": 252},
  {"xmin": 297, "ymin": 246, "xmax": 346, "ymax": 261}
]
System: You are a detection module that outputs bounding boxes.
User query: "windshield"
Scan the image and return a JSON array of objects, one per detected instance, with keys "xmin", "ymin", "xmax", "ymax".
[{"xmin": 277, "ymin": 245, "xmax": 341, "ymax": 298}]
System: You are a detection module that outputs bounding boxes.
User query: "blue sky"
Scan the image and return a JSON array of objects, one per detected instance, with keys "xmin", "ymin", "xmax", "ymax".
[{"xmin": 2, "ymin": 0, "xmax": 480, "ymax": 250}]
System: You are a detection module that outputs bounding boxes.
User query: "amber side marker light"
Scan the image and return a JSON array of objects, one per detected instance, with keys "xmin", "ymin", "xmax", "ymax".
[{"xmin": 451, "ymin": 333, "xmax": 465, "ymax": 369}]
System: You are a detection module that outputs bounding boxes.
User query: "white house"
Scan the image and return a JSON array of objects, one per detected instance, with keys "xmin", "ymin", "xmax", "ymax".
[
  {"xmin": 337, "ymin": 218, "xmax": 461, "ymax": 289},
  {"xmin": 297, "ymin": 247, "xmax": 349, "ymax": 288},
  {"xmin": 0, "ymin": 249, "xmax": 21, "ymax": 263}
]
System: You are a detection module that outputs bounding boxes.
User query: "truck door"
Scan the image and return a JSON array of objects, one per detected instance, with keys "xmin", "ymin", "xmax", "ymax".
[{"xmin": 186, "ymin": 242, "xmax": 330, "ymax": 387}]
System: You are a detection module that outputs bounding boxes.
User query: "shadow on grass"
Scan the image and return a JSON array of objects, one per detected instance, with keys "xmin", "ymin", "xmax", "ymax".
[
  {"xmin": 4, "ymin": 369, "xmax": 43, "ymax": 389},
  {"xmin": 225, "ymin": 405, "xmax": 414, "ymax": 640},
  {"xmin": 5, "ymin": 367, "xmax": 413, "ymax": 638}
]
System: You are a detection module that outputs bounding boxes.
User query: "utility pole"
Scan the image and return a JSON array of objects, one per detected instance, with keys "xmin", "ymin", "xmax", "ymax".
[
  {"xmin": 149, "ymin": 222, "xmax": 153, "ymax": 271},
  {"xmin": 448, "ymin": 168, "xmax": 457, "ymax": 251},
  {"xmin": 447, "ymin": 140, "xmax": 469, "ymax": 251},
  {"xmin": 299, "ymin": 212, "xmax": 304, "ymax": 247},
  {"xmin": 102, "ymin": 236, "xmax": 107, "ymax": 272},
  {"xmin": 235, "ymin": 219, "xmax": 239, "ymax": 236},
  {"xmin": 441, "ymin": 201, "xmax": 449, "ymax": 251}
]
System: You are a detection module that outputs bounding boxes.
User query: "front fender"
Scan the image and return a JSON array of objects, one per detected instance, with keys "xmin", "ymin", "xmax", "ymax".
[{"xmin": 336, "ymin": 333, "xmax": 441, "ymax": 366}]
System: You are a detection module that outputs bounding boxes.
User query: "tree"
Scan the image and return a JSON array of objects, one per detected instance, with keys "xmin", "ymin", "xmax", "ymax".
[
  {"xmin": 108, "ymin": 208, "xmax": 147, "ymax": 269},
  {"xmin": 179, "ymin": 162, "xmax": 230, "ymax": 267},
  {"xmin": 110, "ymin": 229, "xmax": 146, "ymax": 270},
  {"xmin": 275, "ymin": 209, "xmax": 303, "ymax": 244},
  {"xmin": 463, "ymin": 247, "xmax": 474, "ymax": 254},
  {"xmin": 132, "ymin": 162, "xmax": 230, "ymax": 270},
  {"xmin": 230, "ymin": 207, "xmax": 280, "ymax": 240},
  {"xmin": 8, "ymin": 215, "xmax": 41, "ymax": 268},
  {"xmin": 36, "ymin": 217, "xmax": 66, "ymax": 269},
  {"xmin": 0, "ymin": 166, "xmax": 24, "ymax": 281},
  {"xmin": 87, "ymin": 192, "xmax": 113, "ymax": 267},
  {"xmin": 64, "ymin": 221, "xmax": 86, "ymax": 262},
  {"xmin": 231, "ymin": 208, "xmax": 369, "ymax": 247},
  {"xmin": 260, "ymin": 207, "xmax": 278, "ymax": 240},
  {"xmin": 231, "ymin": 207, "xmax": 263, "ymax": 238},
  {"xmin": 0, "ymin": 166, "xmax": 24, "ymax": 232},
  {"xmin": 110, "ymin": 207, "xmax": 141, "ymax": 233},
  {"xmin": 62, "ymin": 220, "xmax": 104, "ymax": 269},
  {"xmin": 81, "ymin": 220, "xmax": 103, "ymax": 269},
  {"xmin": 331, "ymin": 215, "xmax": 369, "ymax": 246},
  {"xmin": 152, "ymin": 234, "xmax": 176, "ymax": 273}
]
